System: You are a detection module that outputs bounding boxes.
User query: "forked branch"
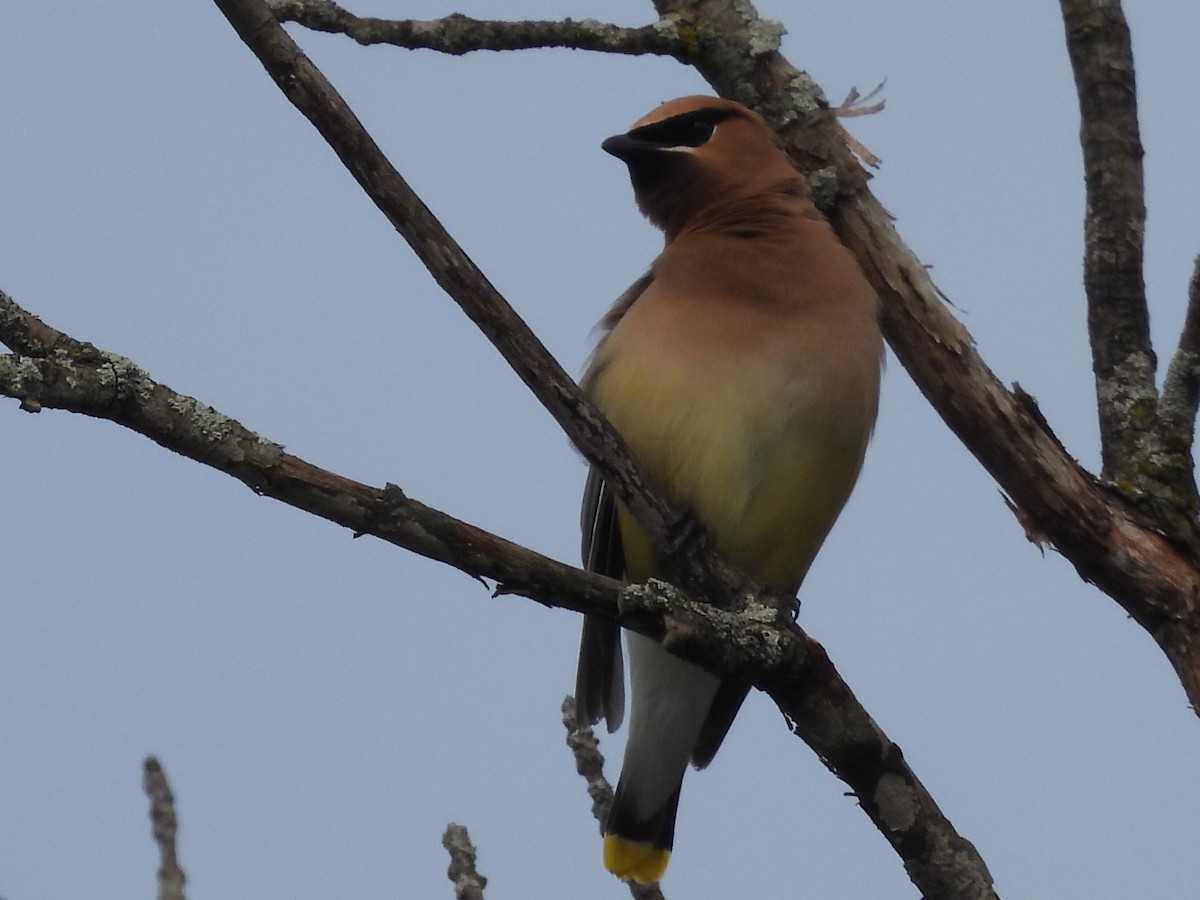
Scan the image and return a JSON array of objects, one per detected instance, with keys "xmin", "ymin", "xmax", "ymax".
[
  {"xmin": 269, "ymin": 0, "xmax": 683, "ymax": 57},
  {"xmin": 1059, "ymin": 0, "xmax": 1156, "ymax": 486},
  {"xmin": 646, "ymin": 0, "xmax": 1200, "ymax": 713}
]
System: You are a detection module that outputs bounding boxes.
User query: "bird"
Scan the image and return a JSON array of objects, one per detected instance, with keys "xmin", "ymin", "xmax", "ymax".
[{"xmin": 573, "ymin": 95, "xmax": 883, "ymax": 884}]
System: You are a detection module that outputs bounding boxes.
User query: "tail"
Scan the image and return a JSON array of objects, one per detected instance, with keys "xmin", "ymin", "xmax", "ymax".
[
  {"xmin": 600, "ymin": 632, "xmax": 730, "ymax": 883},
  {"xmin": 602, "ymin": 779, "xmax": 682, "ymax": 883}
]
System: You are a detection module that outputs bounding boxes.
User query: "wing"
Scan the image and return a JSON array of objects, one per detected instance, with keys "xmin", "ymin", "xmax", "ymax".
[
  {"xmin": 573, "ymin": 271, "xmax": 656, "ymax": 732},
  {"xmin": 692, "ymin": 680, "xmax": 751, "ymax": 767},
  {"xmin": 575, "ymin": 467, "xmax": 626, "ymax": 730},
  {"xmin": 578, "ymin": 460, "xmax": 749, "ymax": 760}
]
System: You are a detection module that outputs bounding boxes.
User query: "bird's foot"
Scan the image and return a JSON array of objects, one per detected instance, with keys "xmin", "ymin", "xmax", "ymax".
[
  {"xmin": 662, "ymin": 508, "xmax": 709, "ymax": 563},
  {"xmin": 761, "ymin": 586, "xmax": 801, "ymax": 623}
]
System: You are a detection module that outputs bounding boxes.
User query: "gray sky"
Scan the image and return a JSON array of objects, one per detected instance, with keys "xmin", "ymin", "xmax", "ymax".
[{"xmin": 3, "ymin": 1, "xmax": 1199, "ymax": 897}]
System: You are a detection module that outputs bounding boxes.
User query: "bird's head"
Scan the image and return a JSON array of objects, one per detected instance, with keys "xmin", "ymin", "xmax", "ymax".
[{"xmin": 602, "ymin": 96, "xmax": 802, "ymax": 239}]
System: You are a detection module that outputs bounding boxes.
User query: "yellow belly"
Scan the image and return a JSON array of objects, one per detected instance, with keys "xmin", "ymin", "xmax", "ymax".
[{"xmin": 591, "ymin": 338, "xmax": 869, "ymax": 590}]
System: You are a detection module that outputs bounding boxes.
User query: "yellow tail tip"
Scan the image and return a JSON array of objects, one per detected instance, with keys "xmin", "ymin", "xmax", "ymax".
[{"xmin": 603, "ymin": 834, "xmax": 670, "ymax": 883}]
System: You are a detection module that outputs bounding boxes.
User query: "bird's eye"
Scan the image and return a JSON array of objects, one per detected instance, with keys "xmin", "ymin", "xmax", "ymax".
[
  {"xmin": 690, "ymin": 120, "xmax": 716, "ymax": 144},
  {"xmin": 625, "ymin": 109, "xmax": 734, "ymax": 150}
]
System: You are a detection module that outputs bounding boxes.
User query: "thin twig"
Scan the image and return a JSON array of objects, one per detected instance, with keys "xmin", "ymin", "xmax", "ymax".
[
  {"xmin": 442, "ymin": 824, "xmax": 487, "ymax": 900},
  {"xmin": 833, "ymin": 81, "xmax": 885, "ymax": 168},
  {"xmin": 269, "ymin": 0, "xmax": 683, "ymax": 57},
  {"xmin": 561, "ymin": 697, "xmax": 666, "ymax": 900},
  {"xmin": 0, "ymin": 282, "xmax": 997, "ymax": 899},
  {"xmin": 212, "ymin": 0, "xmax": 753, "ymax": 610},
  {"xmin": 561, "ymin": 697, "xmax": 615, "ymax": 831},
  {"xmin": 143, "ymin": 756, "xmax": 186, "ymax": 900},
  {"xmin": 835, "ymin": 81, "xmax": 886, "ymax": 118}
]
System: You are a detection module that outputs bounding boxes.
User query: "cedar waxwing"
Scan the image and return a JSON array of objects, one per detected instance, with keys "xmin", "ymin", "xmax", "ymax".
[{"xmin": 574, "ymin": 96, "xmax": 882, "ymax": 884}]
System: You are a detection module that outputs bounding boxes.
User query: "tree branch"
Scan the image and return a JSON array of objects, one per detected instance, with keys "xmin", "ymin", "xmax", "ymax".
[
  {"xmin": 1059, "ymin": 0, "xmax": 1156, "ymax": 487},
  {"xmin": 268, "ymin": 0, "xmax": 682, "ymax": 57},
  {"xmin": 442, "ymin": 824, "xmax": 487, "ymax": 900},
  {"xmin": 561, "ymin": 697, "xmax": 615, "ymax": 840},
  {"xmin": 836, "ymin": 192, "xmax": 1200, "ymax": 699},
  {"xmin": 0, "ymin": 283, "xmax": 993, "ymax": 897},
  {"xmin": 143, "ymin": 756, "xmax": 186, "ymax": 900},
  {"xmin": 1158, "ymin": 254, "xmax": 1200, "ymax": 515},
  {"xmin": 211, "ymin": 0, "xmax": 753, "ymax": 609},
  {"xmin": 200, "ymin": 4, "xmax": 1003, "ymax": 894},
  {"xmin": 561, "ymin": 698, "xmax": 666, "ymax": 900},
  {"xmin": 0, "ymin": 291, "xmax": 619, "ymax": 617},
  {"xmin": 9, "ymin": 0, "xmax": 1193, "ymax": 894},
  {"xmin": 1163, "ymin": 256, "xmax": 1200, "ymax": 428},
  {"xmin": 647, "ymin": 0, "xmax": 1200, "ymax": 715}
]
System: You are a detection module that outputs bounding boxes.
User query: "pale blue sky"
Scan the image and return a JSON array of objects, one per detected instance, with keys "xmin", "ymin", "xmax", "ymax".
[{"xmin": 3, "ymin": 2, "xmax": 1199, "ymax": 898}]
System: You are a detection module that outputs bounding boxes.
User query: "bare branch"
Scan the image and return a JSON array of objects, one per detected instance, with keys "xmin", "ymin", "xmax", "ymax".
[
  {"xmin": 0, "ymin": 290, "xmax": 618, "ymax": 617},
  {"xmin": 837, "ymin": 189, "xmax": 1200, "ymax": 646},
  {"xmin": 211, "ymin": 0, "xmax": 755, "ymax": 610},
  {"xmin": 561, "ymin": 699, "xmax": 666, "ymax": 900},
  {"xmin": 1059, "ymin": 0, "xmax": 1155, "ymax": 484},
  {"xmin": 143, "ymin": 757, "xmax": 186, "ymax": 900},
  {"xmin": 201, "ymin": 5, "xmax": 1005, "ymax": 893},
  {"xmin": 269, "ymin": 0, "xmax": 682, "ymax": 57},
  {"xmin": 561, "ymin": 697, "xmax": 615, "ymax": 835},
  {"xmin": 0, "ymin": 291, "xmax": 70, "ymax": 358},
  {"xmin": 649, "ymin": 0, "xmax": 1200, "ymax": 718},
  {"xmin": 1148, "ymin": 254, "xmax": 1200, "ymax": 533},
  {"xmin": 12, "ymin": 0, "xmax": 1193, "ymax": 894},
  {"xmin": 1160, "ymin": 256, "xmax": 1200, "ymax": 454},
  {"xmin": 442, "ymin": 824, "xmax": 487, "ymax": 900},
  {"xmin": 0, "ymin": 283, "xmax": 993, "ymax": 898}
]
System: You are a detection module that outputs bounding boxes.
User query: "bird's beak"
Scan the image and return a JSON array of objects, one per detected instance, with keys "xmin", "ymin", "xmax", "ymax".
[{"xmin": 602, "ymin": 133, "xmax": 655, "ymax": 161}]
